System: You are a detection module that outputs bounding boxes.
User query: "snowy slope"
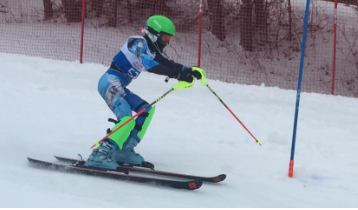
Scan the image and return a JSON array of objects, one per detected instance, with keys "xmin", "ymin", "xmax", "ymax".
[{"xmin": 0, "ymin": 53, "xmax": 357, "ymax": 207}]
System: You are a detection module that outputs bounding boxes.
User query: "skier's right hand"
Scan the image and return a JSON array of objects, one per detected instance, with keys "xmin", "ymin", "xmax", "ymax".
[{"xmin": 177, "ymin": 68, "xmax": 195, "ymax": 83}]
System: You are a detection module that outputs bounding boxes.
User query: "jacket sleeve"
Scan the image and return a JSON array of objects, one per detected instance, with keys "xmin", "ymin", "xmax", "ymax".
[
  {"xmin": 146, "ymin": 61, "xmax": 186, "ymax": 79},
  {"xmin": 128, "ymin": 38, "xmax": 187, "ymax": 79}
]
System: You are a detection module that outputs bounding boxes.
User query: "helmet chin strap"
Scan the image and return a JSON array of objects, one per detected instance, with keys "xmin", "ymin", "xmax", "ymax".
[{"xmin": 144, "ymin": 29, "xmax": 173, "ymax": 61}]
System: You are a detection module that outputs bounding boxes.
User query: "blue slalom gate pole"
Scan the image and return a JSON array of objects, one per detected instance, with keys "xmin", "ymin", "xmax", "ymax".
[{"xmin": 288, "ymin": 0, "xmax": 311, "ymax": 178}]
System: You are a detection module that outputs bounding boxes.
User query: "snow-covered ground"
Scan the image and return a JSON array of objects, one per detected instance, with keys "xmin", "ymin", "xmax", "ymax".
[{"xmin": 0, "ymin": 53, "xmax": 358, "ymax": 207}]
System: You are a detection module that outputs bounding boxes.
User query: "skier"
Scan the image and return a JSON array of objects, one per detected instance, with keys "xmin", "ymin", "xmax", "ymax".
[{"xmin": 84, "ymin": 15, "xmax": 204, "ymax": 170}]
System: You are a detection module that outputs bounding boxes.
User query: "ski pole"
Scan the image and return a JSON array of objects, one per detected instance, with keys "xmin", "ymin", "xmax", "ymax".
[
  {"xmin": 91, "ymin": 80, "xmax": 195, "ymax": 149},
  {"xmin": 192, "ymin": 67, "xmax": 262, "ymax": 146}
]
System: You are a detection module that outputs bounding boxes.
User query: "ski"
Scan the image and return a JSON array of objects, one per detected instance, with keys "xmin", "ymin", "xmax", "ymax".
[
  {"xmin": 54, "ymin": 156, "xmax": 226, "ymax": 183},
  {"xmin": 28, "ymin": 157, "xmax": 202, "ymax": 190}
]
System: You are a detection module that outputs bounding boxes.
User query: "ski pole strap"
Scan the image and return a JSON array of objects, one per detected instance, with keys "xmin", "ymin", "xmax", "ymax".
[
  {"xmin": 94, "ymin": 141, "xmax": 100, "ymax": 147},
  {"xmin": 173, "ymin": 80, "xmax": 195, "ymax": 90}
]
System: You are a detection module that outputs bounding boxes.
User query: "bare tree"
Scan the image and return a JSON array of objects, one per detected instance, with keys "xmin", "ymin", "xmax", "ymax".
[
  {"xmin": 287, "ymin": 0, "xmax": 293, "ymax": 41},
  {"xmin": 108, "ymin": 0, "xmax": 118, "ymax": 27},
  {"xmin": 130, "ymin": 0, "xmax": 174, "ymax": 19},
  {"xmin": 254, "ymin": 0, "xmax": 265, "ymax": 28},
  {"xmin": 207, "ymin": 0, "xmax": 227, "ymax": 41},
  {"xmin": 43, "ymin": 0, "xmax": 53, "ymax": 20},
  {"xmin": 240, "ymin": 0, "xmax": 253, "ymax": 51},
  {"xmin": 254, "ymin": 0, "xmax": 268, "ymax": 46},
  {"xmin": 61, "ymin": 0, "xmax": 82, "ymax": 22},
  {"xmin": 92, "ymin": 0, "xmax": 104, "ymax": 17},
  {"xmin": 239, "ymin": 0, "xmax": 269, "ymax": 51}
]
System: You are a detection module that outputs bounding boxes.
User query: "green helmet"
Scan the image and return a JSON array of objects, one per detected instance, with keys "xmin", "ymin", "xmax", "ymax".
[{"xmin": 145, "ymin": 15, "xmax": 176, "ymax": 36}]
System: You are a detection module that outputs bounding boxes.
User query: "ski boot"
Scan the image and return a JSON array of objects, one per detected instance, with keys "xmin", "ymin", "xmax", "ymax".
[
  {"xmin": 106, "ymin": 106, "xmax": 156, "ymax": 169},
  {"xmin": 83, "ymin": 139, "xmax": 120, "ymax": 170},
  {"xmin": 111, "ymin": 135, "xmax": 154, "ymax": 169}
]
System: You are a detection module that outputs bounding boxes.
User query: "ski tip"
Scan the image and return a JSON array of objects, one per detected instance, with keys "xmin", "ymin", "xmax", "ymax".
[
  {"xmin": 213, "ymin": 174, "xmax": 227, "ymax": 183},
  {"xmin": 27, "ymin": 157, "xmax": 38, "ymax": 162},
  {"xmin": 54, "ymin": 155, "xmax": 64, "ymax": 160}
]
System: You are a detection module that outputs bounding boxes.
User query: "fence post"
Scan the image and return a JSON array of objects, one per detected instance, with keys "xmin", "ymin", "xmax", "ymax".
[
  {"xmin": 331, "ymin": 0, "xmax": 338, "ymax": 95},
  {"xmin": 197, "ymin": 0, "xmax": 203, "ymax": 67},
  {"xmin": 80, "ymin": 0, "xmax": 86, "ymax": 63}
]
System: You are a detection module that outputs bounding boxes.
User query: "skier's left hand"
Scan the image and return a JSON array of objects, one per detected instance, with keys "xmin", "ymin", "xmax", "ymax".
[
  {"xmin": 177, "ymin": 68, "xmax": 195, "ymax": 83},
  {"xmin": 192, "ymin": 70, "xmax": 202, "ymax": 80},
  {"xmin": 191, "ymin": 66, "xmax": 206, "ymax": 80}
]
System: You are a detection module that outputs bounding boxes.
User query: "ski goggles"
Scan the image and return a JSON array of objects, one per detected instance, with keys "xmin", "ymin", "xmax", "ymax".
[
  {"xmin": 142, "ymin": 28, "xmax": 174, "ymax": 45},
  {"xmin": 159, "ymin": 34, "xmax": 173, "ymax": 44}
]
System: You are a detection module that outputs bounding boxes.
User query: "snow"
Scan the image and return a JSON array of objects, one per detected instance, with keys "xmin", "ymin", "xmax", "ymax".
[{"xmin": 0, "ymin": 52, "xmax": 358, "ymax": 207}]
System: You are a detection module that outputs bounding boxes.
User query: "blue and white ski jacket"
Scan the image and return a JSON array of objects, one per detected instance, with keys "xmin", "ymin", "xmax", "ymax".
[{"xmin": 106, "ymin": 36, "xmax": 186, "ymax": 86}]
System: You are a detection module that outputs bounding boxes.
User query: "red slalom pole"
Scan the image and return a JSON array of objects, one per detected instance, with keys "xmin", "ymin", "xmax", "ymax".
[
  {"xmin": 288, "ymin": 160, "xmax": 294, "ymax": 178},
  {"xmin": 191, "ymin": 67, "xmax": 261, "ymax": 146},
  {"xmin": 197, "ymin": 0, "xmax": 203, "ymax": 67},
  {"xmin": 79, "ymin": 0, "xmax": 86, "ymax": 63},
  {"xmin": 206, "ymin": 84, "xmax": 261, "ymax": 146},
  {"xmin": 331, "ymin": 0, "xmax": 338, "ymax": 95},
  {"xmin": 91, "ymin": 106, "xmax": 147, "ymax": 149}
]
